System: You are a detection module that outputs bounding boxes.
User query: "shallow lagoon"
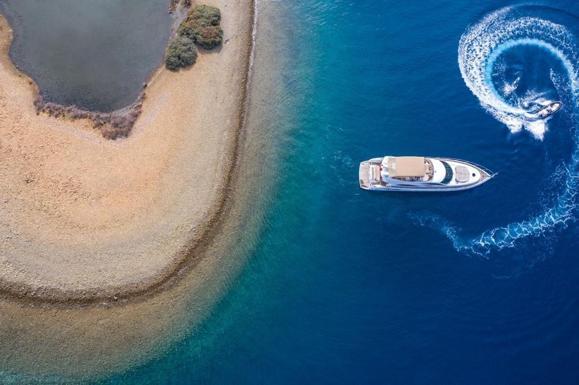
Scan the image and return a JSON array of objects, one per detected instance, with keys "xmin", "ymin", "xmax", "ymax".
[{"xmin": 0, "ymin": 0, "xmax": 171, "ymax": 111}]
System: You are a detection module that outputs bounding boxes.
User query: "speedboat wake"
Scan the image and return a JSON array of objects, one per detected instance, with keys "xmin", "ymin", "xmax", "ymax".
[{"xmin": 413, "ymin": 6, "xmax": 578, "ymax": 257}]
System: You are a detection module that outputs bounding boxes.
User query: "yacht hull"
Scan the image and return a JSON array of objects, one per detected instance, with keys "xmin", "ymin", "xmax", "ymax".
[{"xmin": 359, "ymin": 157, "xmax": 494, "ymax": 192}]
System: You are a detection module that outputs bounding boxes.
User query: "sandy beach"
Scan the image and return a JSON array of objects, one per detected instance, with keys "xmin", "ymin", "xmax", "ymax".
[
  {"xmin": 0, "ymin": 0, "xmax": 294, "ymax": 380},
  {"xmin": 0, "ymin": 0, "xmax": 254, "ymax": 302}
]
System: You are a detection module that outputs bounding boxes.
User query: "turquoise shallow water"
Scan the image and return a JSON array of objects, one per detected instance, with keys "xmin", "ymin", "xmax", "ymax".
[
  {"xmin": 103, "ymin": 0, "xmax": 579, "ymax": 384},
  {"xmin": 1, "ymin": 0, "xmax": 579, "ymax": 384}
]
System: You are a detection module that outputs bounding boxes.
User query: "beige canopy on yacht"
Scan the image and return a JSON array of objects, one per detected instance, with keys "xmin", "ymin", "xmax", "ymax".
[{"xmin": 387, "ymin": 157, "xmax": 425, "ymax": 177}]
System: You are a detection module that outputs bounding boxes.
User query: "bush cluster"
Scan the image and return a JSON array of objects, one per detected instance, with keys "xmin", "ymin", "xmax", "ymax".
[
  {"xmin": 165, "ymin": 4, "xmax": 223, "ymax": 71},
  {"xmin": 165, "ymin": 36, "xmax": 198, "ymax": 71},
  {"xmin": 179, "ymin": 5, "xmax": 223, "ymax": 50}
]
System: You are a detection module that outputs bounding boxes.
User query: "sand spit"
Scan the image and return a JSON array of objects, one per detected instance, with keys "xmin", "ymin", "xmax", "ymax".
[
  {"xmin": 0, "ymin": 0, "xmax": 254, "ymax": 303},
  {"xmin": 0, "ymin": 1, "xmax": 292, "ymax": 379},
  {"xmin": 0, "ymin": 0, "xmax": 279, "ymax": 379}
]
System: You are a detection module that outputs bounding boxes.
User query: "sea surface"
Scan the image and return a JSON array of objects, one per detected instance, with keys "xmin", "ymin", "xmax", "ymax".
[{"xmin": 3, "ymin": 0, "xmax": 579, "ymax": 384}]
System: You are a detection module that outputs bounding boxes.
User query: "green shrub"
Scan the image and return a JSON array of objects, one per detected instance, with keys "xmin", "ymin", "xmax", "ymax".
[
  {"xmin": 189, "ymin": 4, "xmax": 221, "ymax": 27},
  {"xmin": 178, "ymin": 5, "xmax": 223, "ymax": 50},
  {"xmin": 165, "ymin": 36, "xmax": 198, "ymax": 71}
]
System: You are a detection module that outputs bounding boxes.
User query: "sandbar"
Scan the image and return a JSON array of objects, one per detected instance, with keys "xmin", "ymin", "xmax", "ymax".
[{"xmin": 0, "ymin": 0, "xmax": 254, "ymax": 302}]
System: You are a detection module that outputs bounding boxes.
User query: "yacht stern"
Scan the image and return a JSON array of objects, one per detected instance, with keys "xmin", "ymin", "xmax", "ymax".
[{"xmin": 359, "ymin": 160, "xmax": 382, "ymax": 190}]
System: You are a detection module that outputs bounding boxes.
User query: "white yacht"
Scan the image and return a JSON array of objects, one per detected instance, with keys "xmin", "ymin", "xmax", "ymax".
[{"xmin": 359, "ymin": 156, "xmax": 494, "ymax": 192}]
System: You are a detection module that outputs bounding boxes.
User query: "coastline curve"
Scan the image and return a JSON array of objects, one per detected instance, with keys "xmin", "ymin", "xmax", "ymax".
[{"xmin": 0, "ymin": 0, "xmax": 257, "ymax": 305}]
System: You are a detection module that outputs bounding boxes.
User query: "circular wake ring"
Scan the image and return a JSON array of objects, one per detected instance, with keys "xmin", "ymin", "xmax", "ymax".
[{"xmin": 415, "ymin": 6, "xmax": 578, "ymax": 256}]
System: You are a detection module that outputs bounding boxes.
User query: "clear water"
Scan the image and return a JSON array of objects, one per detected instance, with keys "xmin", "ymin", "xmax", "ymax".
[
  {"xmin": 0, "ymin": 0, "xmax": 172, "ymax": 111},
  {"xmin": 104, "ymin": 0, "xmax": 579, "ymax": 384},
  {"xmin": 3, "ymin": 0, "xmax": 579, "ymax": 384}
]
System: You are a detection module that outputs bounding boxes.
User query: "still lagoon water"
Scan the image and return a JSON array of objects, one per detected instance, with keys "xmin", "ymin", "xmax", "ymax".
[
  {"xmin": 0, "ymin": 0, "xmax": 171, "ymax": 111},
  {"xmin": 2, "ymin": 0, "xmax": 579, "ymax": 384}
]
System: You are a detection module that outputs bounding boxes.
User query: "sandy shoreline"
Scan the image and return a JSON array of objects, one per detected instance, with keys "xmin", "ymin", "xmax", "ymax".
[
  {"xmin": 0, "ymin": 1, "xmax": 293, "ymax": 379},
  {"xmin": 0, "ymin": 0, "xmax": 255, "ymax": 303}
]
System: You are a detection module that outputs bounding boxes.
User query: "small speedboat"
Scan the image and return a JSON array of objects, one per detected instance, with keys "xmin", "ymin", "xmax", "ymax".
[
  {"xmin": 523, "ymin": 99, "xmax": 562, "ymax": 121},
  {"xmin": 359, "ymin": 156, "xmax": 494, "ymax": 192}
]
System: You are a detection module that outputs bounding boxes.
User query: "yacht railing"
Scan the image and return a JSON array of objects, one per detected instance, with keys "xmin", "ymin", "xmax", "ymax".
[{"xmin": 440, "ymin": 157, "xmax": 496, "ymax": 177}]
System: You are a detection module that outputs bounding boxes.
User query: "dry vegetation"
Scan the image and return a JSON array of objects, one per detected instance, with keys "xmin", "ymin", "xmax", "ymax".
[
  {"xmin": 165, "ymin": 4, "xmax": 223, "ymax": 71},
  {"xmin": 34, "ymin": 94, "xmax": 145, "ymax": 140}
]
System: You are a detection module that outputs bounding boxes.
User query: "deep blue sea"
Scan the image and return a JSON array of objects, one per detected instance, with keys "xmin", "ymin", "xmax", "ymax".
[
  {"xmin": 95, "ymin": 1, "xmax": 579, "ymax": 384},
  {"xmin": 2, "ymin": 0, "xmax": 578, "ymax": 383}
]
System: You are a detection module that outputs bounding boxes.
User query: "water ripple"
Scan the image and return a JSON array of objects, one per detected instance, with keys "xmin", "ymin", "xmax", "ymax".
[{"xmin": 413, "ymin": 6, "xmax": 579, "ymax": 257}]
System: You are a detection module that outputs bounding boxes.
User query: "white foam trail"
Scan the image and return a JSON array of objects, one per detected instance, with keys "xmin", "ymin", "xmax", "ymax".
[
  {"xmin": 416, "ymin": 6, "xmax": 579, "ymax": 255},
  {"xmin": 502, "ymin": 75, "xmax": 520, "ymax": 96},
  {"xmin": 458, "ymin": 7, "xmax": 577, "ymax": 139}
]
